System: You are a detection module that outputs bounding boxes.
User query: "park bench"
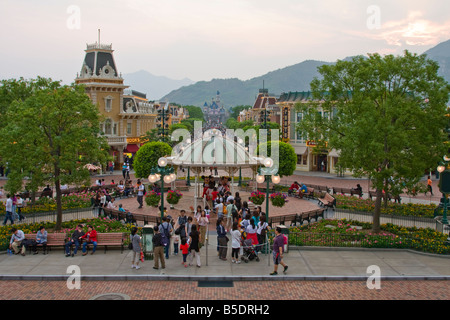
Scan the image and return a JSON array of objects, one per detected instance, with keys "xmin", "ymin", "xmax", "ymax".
[
  {"xmin": 84, "ymin": 232, "xmax": 125, "ymax": 254},
  {"xmin": 39, "ymin": 190, "xmax": 53, "ymax": 198},
  {"xmin": 177, "ymin": 186, "xmax": 190, "ymax": 192},
  {"xmin": 333, "ymin": 187, "xmax": 353, "ymax": 196},
  {"xmin": 268, "ymin": 213, "xmax": 298, "ymax": 227},
  {"xmin": 23, "ymin": 233, "xmax": 68, "ymax": 254},
  {"xmin": 318, "ymin": 193, "xmax": 336, "ymax": 209},
  {"xmin": 129, "ymin": 213, "xmax": 160, "ymax": 226},
  {"xmin": 350, "ymin": 188, "xmax": 363, "ymax": 197},
  {"xmin": 368, "ymin": 190, "xmax": 400, "ymax": 203}
]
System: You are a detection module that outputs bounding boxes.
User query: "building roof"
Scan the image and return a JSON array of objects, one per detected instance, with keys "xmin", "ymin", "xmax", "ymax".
[{"xmin": 253, "ymin": 93, "xmax": 277, "ymax": 109}]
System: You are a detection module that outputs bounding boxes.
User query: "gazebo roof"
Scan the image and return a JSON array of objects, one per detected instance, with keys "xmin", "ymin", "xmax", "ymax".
[{"xmin": 168, "ymin": 130, "xmax": 260, "ymax": 169}]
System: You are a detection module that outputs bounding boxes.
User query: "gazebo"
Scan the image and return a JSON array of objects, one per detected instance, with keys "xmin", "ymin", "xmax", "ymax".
[{"xmin": 165, "ymin": 129, "xmax": 266, "ymax": 208}]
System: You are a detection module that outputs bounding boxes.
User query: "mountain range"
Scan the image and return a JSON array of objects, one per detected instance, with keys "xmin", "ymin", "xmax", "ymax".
[{"xmin": 123, "ymin": 39, "xmax": 450, "ymax": 107}]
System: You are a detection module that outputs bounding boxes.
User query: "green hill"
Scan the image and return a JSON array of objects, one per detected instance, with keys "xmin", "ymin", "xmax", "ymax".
[{"xmin": 162, "ymin": 39, "xmax": 450, "ymax": 108}]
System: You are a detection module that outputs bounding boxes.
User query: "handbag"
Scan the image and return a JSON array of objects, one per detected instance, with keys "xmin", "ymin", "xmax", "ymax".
[{"xmin": 140, "ymin": 251, "xmax": 144, "ymax": 262}]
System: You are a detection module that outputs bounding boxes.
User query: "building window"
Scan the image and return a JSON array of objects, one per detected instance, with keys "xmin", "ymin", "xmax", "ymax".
[
  {"xmin": 105, "ymin": 98, "xmax": 112, "ymax": 112},
  {"xmin": 104, "ymin": 119, "xmax": 112, "ymax": 135},
  {"xmin": 127, "ymin": 122, "xmax": 132, "ymax": 135},
  {"xmin": 303, "ymin": 154, "xmax": 308, "ymax": 165},
  {"xmin": 297, "ymin": 155, "xmax": 302, "ymax": 164},
  {"xmin": 113, "ymin": 123, "xmax": 117, "ymax": 135}
]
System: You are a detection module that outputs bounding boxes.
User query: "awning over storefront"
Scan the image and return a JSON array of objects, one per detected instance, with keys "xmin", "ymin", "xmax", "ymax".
[
  {"xmin": 124, "ymin": 144, "xmax": 139, "ymax": 153},
  {"xmin": 293, "ymin": 146, "xmax": 308, "ymax": 155},
  {"xmin": 329, "ymin": 149, "xmax": 340, "ymax": 157}
]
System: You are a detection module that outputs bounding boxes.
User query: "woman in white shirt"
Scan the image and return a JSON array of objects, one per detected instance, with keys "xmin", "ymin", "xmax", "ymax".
[
  {"xmin": 197, "ymin": 209, "xmax": 209, "ymax": 246},
  {"xmin": 245, "ymin": 219, "xmax": 258, "ymax": 246},
  {"xmin": 230, "ymin": 221, "xmax": 242, "ymax": 264}
]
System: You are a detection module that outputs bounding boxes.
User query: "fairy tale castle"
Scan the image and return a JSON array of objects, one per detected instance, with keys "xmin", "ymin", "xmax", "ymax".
[{"xmin": 203, "ymin": 91, "xmax": 226, "ymax": 125}]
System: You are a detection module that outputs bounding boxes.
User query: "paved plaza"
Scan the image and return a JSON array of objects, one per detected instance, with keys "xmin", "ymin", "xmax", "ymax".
[{"xmin": 0, "ymin": 170, "xmax": 449, "ymax": 301}]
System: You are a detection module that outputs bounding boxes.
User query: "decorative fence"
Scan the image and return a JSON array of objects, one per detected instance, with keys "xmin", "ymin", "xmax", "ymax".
[{"xmin": 0, "ymin": 207, "xmax": 95, "ymax": 226}]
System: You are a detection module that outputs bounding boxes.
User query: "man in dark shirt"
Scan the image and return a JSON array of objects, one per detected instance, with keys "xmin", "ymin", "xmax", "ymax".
[
  {"xmin": 152, "ymin": 226, "xmax": 165, "ymax": 270},
  {"xmin": 65, "ymin": 224, "xmax": 85, "ymax": 257},
  {"xmin": 270, "ymin": 227, "xmax": 288, "ymax": 275}
]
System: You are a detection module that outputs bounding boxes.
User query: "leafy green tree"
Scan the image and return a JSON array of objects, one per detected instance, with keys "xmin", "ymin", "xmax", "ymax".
[
  {"xmin": 0, "ymin": 78, "xmax": 109, "ymax": 230},
  {"xmin": 230, "ymin": 105, "xmax": 251, "ymax": 119},
  {"xmin": 297, "ymin": 51, "xmax": 450, "ymax": 232},
  {"xmin": 133, "ymin": 141, "xmax": 172, "ymax": 179},
  {"xmin": 257, "ymin": 141, "xmax": 297, "ymax": 177},
  {"xmin": 183, "ymin": 105, "xmax": 204, "ymax": 121}
]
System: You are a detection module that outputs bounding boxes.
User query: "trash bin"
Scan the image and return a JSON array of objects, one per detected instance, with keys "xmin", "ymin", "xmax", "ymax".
[
  {"xmin": 278, "ymin": 225, "xmax": 289, "ymax": 253},
  {"xmin": 142, "ymin": 224, "xmax": 155, "ymax": 260}
]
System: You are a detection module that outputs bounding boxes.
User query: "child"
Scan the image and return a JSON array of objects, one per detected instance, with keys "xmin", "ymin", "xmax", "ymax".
[
  {"xmin": 173, "ymin": 233, "xmax": 180, "ymax": 256},
  {"xmin": 179, "ymin": 237, "xmax": 189, "ymax": 268}
]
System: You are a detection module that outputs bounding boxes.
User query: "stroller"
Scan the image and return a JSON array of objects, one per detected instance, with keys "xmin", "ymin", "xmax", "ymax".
[{"xmin": 241, "ymin": 238, "xmax": 260, "ymax": 263}]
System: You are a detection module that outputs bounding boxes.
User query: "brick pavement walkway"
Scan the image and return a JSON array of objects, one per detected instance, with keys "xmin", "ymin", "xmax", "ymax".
[{"xmin": 0, "ymin": 280, "xmax": 448, "ymax": 300}]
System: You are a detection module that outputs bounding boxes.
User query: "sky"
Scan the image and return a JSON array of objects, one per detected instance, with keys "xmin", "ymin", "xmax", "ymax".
[{"xmin": 0, "ymin": 0, "xmax": 449, "ymax": 84}]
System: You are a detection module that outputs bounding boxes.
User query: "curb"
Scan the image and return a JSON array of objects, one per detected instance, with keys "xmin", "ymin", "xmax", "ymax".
[{"xmin": 0, "ymin": 275, "xmax": 449, "ymax": 281}]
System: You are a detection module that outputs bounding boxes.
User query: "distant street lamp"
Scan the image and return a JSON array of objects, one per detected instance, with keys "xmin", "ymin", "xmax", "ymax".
[{"xmin": 255, "ymin": 157, "xmax": 280, "ymax": 221}]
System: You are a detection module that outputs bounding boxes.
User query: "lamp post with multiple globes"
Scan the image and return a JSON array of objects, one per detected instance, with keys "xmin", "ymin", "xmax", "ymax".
[
  {"xmin": 148, "ymin": 157, "xmax": 176, "ymax": 220},
  {"xmin": 255, "ymin": 157, "xmax": 280, "ymax": 221}
]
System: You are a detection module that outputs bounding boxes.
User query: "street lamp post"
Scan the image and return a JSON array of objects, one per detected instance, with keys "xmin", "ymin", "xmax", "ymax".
[
  {"xmin": 148, "ymin": 157, "xmax": 176, "ymax": 220},
  {"xmin": 255, "ymin": 157, "xmax": 280, "ymax": 221},
  {"xmin": 259, "ymin": 108, "xmax": 271, "ymax": 129},
  {"xmin": 157, "ymin": 103, "xmax": 170, "ymax": 142}
]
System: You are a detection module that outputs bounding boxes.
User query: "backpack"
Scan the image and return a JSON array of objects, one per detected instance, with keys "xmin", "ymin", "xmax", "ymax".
[
  {"xmin": 161, "ymin": 223, "xmax": 171, "ymax": 246},
  {"xmin": 142, "ymin": 184, "xmax": 147, "ymax": 196}
]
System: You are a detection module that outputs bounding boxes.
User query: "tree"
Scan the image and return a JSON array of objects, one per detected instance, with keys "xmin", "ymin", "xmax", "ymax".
[
  {"xmin": 0, "ymin": 78, "xmax": 109, "ymax": 230},
  {"xmin": 133, "ymin": 141, "xmax": 172, "ymax": 179},
  {"xmin": 297, "ymin": 51, "xmax": 450, "ymax": 232},
  {"xmin": 183, "ymin": 105, "xmax": 204, "ymax": 121},
  {"xmin": 257, "ymin": 141, "xmax": 297, "ymax": 178},
  {"xmin": 230, "ymin": 105, "xmax": 251, "ymax": 119}
]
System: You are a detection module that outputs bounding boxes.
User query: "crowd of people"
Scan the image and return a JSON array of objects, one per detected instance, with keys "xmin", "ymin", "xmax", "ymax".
[{"xmin": 3, "ymin": 172, "xmax": 288, "ymax": 275}]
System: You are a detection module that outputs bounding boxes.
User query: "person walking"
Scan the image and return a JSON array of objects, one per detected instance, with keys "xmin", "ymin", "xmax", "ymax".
[
  {"xmin": 426, "ymin": 176, "xmax": 433, "ymax": 196},
  {"xmin": 270, "ymin": 227, "xmax": 288, "ymax": 275},
  {"xmin": 230, "ymin": 222, "xmax": 242, "ymax": 264},
  {"xmin": 256, "ymin": 215, "xmax": 270, "ymax": 253},
  {"xmin": 198, "ymin": 209, "xmax": 209, "ymax": 247},
  {"xmin": 136, "ymin": 179, "xmax": 144, "ymax": 209},
  {"xmin": 130, "ymin": 227, "xmax": 142, "ymax": 270},
  {"xmin": 216, "ymin": 218, "xmax": 228, "ymax": 261},
  {"xmin": 159, "ymin": 217, "xmax": 173, "ymax": 259},
  {"xmin": 152, "ymin": 225, "xmax": 165, "ymax": 270},
  {"xmin": 3, "ymin": 194, "xmax": 14, "ymax": 226},
  {"xmin": 188, "ymin": 224, "xmax": 201, "ymax": 268},
  {"xmin": 179, "ymin": 237, "xmax": 189, "ymax": 268}
]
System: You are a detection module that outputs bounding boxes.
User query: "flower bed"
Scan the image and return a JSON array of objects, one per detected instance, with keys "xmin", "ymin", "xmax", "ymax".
[
  {"xmin": 285, "ymin": 219, "xmax": 450, "ymax": 255},
  {"xmin": 0, "ymin": 217, "xmax": 140, "ymax": 251},
  {"xmin": 0, "ymin": 191, "xmax": 96, "ymax": 215},
  {"xmin": 334, "ymin": 194, "xmax": 437, "ymax": 218}
]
